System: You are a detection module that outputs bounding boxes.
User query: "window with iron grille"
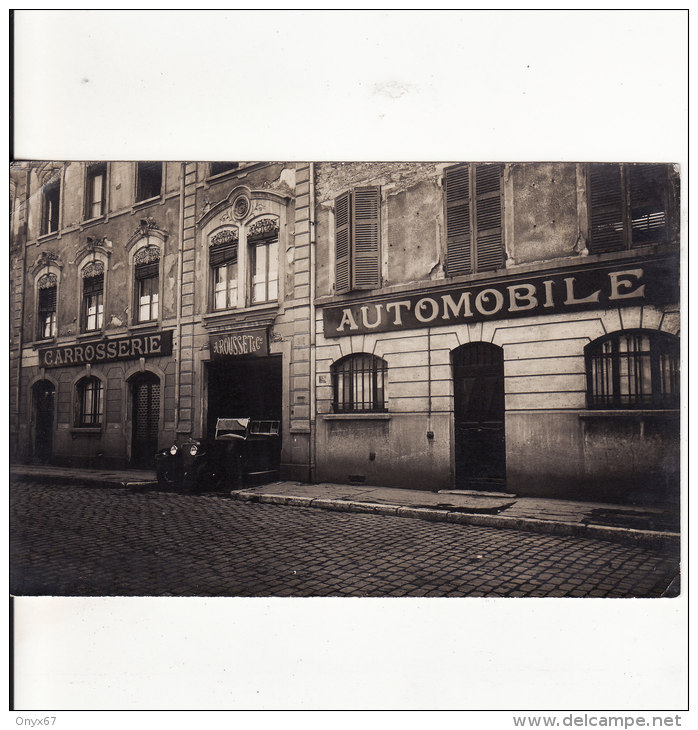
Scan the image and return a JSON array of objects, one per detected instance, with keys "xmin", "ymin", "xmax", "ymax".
[
  {"xmin": 134, "ymin": 249, "xmax": 160, "ymax": 322},
  {"xmin": 444, "ymin": 164, "xmax": 504, "ymax": 277},
  {"xmin": 587, "ymin": 163, "xmax": 677, "ymax": 253},
  {"xmin": 85, "ymin": 163, "xmax": 107, "ymax": 219},
  {"xmin": 335, "ymin": 186, "xmax": 381, "ymax": 294},
  {"xmin": 248, "ymin": 219, "xmax": 279, "ymax": 304},
  {"xmin": 210, "ymin": 229, "xmax": 239, "ymax": 310},
  {"xmin": 331, "ymin": 354, "xmax": 387, "ymax": 413},
  {"xmin": 37, "ymin": 274, "xmax": 57, "ymax": 339},
  {"xmin": 41, "ymin": 178, "xmax": 61, "ymax": 235},
  {"xmin": 585, "ymin": 330, "xmax": 679, "ymax": 409},
  {"xmin": 136, "ymin": 162, "xmax": 163, "ymax": 202},
  {"xmin": 82, "ymin": 263, "xmax": 104, "ymax": 332},
  {"xmin": 77, "ymin": 376, "xmax": 104, "ymax": 427}
]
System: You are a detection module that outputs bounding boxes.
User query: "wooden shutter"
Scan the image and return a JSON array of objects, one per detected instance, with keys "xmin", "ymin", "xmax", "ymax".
[
  {"xmin": 38, "ymin": 285, "xmax": 57, "ymax": 312},
  {"xmin": 474, "ymin": 164, "xmax": 504, "ymax": 271},
  {"xmin": 335, "ymin": 191, "xmax": 352, "ymax": 293},
  {"xmin": 628, "ymin": 164, "xmax": 667, "ymax": 247},
  {"xmin": 209, "ymin": 242, "xmax": 237, "ymax": 267},
  {"xmin": 352, "ymin": 186, "xmax": 381, "ymax": 288},
  {"xmin": 445, "ymin": 165, "xmax": 472, "ymax": 276},
  {"xmin": 588, "ymin": 164, "xmax": 625, "ymax": 253}
]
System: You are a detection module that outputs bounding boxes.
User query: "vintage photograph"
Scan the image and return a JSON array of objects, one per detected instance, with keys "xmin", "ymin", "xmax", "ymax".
[{"xmin": 9, "ymin": 160, "xmax": 680, "ymax": 599}]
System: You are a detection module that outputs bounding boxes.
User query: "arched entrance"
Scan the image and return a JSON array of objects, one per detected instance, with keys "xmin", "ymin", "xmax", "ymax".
[
  {"xmin": 129, "ymin": 372, "xmax": 160, "ymax": 468},
  {"xmin": 33, "ymin": 380, "xmax": 55, "ymax": 463},
  {"xmin": 452, "ymin": 342, "xmax": 506, "ymax": 490}
]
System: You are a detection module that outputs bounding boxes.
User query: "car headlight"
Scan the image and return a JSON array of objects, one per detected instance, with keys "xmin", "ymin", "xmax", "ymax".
[
  {"xmin": 189, "ymin": 444, "xmax": 198, "ymax": 456},
  {"xmin": 169, "ymin": 445, "xmax": 178, "ymax": 456}
]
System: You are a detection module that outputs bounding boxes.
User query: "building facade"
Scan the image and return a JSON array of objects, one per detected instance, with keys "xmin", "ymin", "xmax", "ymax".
[{"xmin": 9, "ymin": 161, "xmax": 681, "ymax": 506}]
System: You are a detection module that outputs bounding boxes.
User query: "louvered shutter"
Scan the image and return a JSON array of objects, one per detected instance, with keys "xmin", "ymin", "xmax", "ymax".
[
  {"xmin": 628, "ymin": 164, "xmax": 667, "ymax": 247},
  {"xmin": 83, "ymin": 273, "xmax": 104, "ymax": 296},
  {"xmin": 335, "ymin": 191, "xmax": 352, "ymax": 293},
  {"xmin": 209, "ymin": 242, "xmax": 237, "ymax": 267},
  {"xmin": 474, "ymin": 164, "xmax": 504, "ymax": 271},
  {"xmin": 38, "ymin": 285, "xmax": 57, "ymax": 312},
  {"xmin": 445, "ymin": 165, "xmax": 472, "ymax": 276},
  {"xmin": 352, "ymin": 186, "xmax": 381, "ymax": 288},
  {"xmin": 135, "ymin": 261, "xmax": 159, "ymax": 280},
  {"xmin": 588, "ymin": 164, "xmax": 625, "ymax": 253}
]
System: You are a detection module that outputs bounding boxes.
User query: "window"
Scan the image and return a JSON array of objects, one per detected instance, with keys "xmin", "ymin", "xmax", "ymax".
[
  {"xmin": 209, "ymin": 229, "xmax": 238, "ymax": 310},
  {"xmin": 445, "ymin": 164, "xmax": 504, "ymax": 276},
  {"xmin": 85, "ymin": 163, "xmax": 107, "ymax": 219},
  {"xmin": 209, "ymin": 162, "xmax": 239, "ymax": 177},
  {"xmin": 37, "ymin": 273, "xmax": 57, "ymax": 338},
  {"xmin": 136, "ymin": 162, "xmax": 163, "ymax": 202},
  {"xmin": 585, "ymin": 330, "xmax": 679, "ymax": 409},
  {"xmin": 41, "ymin": 178, "xmax": 61, "ymax": 235},
  {"xmin": 335, "ymin": 186, "xmax": 381, "ymax": 293},
  {"xmin": 248, "ymin": 218, "xmax": 279, "ymax": 304},
  {"xmin": 81, "ymin": 262, "xmax": 104, "ymax": 332},
  {"xmin": 77, "ymin": 376, "xmax": 104, "ymax": 427},
  {"xmin": 134, "ymin": 247, "xmax": 160, "ymax": 322},
  {"xmin": 587, "ymin": 163, "xmax": 676, "ymax": 253},
  {"xmin": 331, "ymin": 354, "xmax": 387, "ymax": 413}
]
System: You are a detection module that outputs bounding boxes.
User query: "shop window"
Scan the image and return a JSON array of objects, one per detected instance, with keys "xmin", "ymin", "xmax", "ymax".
[
  {"xmin": 41, "ymin": 177, "xmax": 61, "ymax": 235},
  {"xmin": 76, "ymin": 376, "xmax": 104, "ymax": 427},
  {"xmin": 134, "ymin": 247, "xmax": 160, "ymax": 322},
  {"xmin": 37, "ymin": 273, "xmax": 58, "ymax": 339},
  {"xmin": 209, "ymin": 162, "xmax": 239, "ymax": 177},
  {"xmin": 136, "ymin": 162, "xmax": 163, "ymax": 202},
  {"xmin": 587, "ymin": 163, "xmax": 676, "ymax": 253},
  {"xmin": 585, "ymin": 330, "xmax": 679, "ymax": 409},
  {"xmin": 331, "ymin": 353, "xmax": 387, "ymax": 413},
  {"xmin": 81, "ymin": 261, "xmax": 104, "ymax": 332},
  {"xmin": 334, "ymin": 186, "xmax": 381, "ymax": 293},
  {"xmin": 209, "ymin": 228, "xmax": 239, "ymax": 310},
  {"xmin": 85, "ymin": 162, "xmax": 107, "ymax": 219},
  {"xmin": 248, "ymin": 218, "xmax": 279, "ymax": 304},
  {"xmin": 445, "ymin": 164, "xmax": 504, "ymax": 277}
]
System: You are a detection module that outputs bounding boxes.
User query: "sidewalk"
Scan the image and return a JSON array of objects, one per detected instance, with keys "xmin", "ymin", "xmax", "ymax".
[{"xmin": 10, "ymin": 464, "xmax": 679, "ymax": 547}]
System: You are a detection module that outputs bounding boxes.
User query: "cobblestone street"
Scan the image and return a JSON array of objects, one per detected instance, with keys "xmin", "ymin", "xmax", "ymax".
[{"xmin": 10, "ymin": 480, "xmax": 680, "ymax": 598}]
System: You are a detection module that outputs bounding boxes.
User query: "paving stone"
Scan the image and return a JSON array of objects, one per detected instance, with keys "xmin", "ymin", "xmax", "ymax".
[{"xmin": 9, "ymin": 479, "xmax": 680, "ymax": 599}]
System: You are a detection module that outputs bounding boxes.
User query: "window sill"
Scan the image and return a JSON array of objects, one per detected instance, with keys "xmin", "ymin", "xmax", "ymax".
[
  {"xmin": 70, "ymin": 427, "xmax": 102, "ymax": 436},
  {"xmin": 206, "ymin": 168, "xmax": 241, "ymax": 182},
  {"xmin": 322, "ymin": 413, "xmax": 391, "ymax": 421},
  {"xmin": 80, "ymin": 215, "xmax": 106, "ymax": 229},
  {"xmin": 76, "ymin": 331, "xmax": 104, "ymax": 341},
  {"xmin": 132, "ymin": 195, "xmax": 162, "ymax": 211},
  {"xmin": 578, "ymin": 409, "xmax": 679, "ymax": 419},
  {"xmin": 33, "ymin": 336, "xmax": 57, "ymax": 348},
  {"xmin": 37, "ymin": 231, "xmax": 60, "ymax": 243},
  {"xmin": 128, "ymin": 321, "xmax": 160, "ymax": 332},
  {"xmin": 202, "ymin": 302, "xmax": 280, "ymax": 328}
]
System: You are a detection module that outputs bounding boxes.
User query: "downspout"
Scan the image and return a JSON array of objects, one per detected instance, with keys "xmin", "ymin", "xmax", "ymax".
[
  {"xmin": 15, "ymin": 166, "xmax": 30, "ymax": 460},
  {"xmin": 308, "ymin": 162, "xmax": 317, "ymax": 482},
  {"xmin": 174, "ymin": 162, "xmax": 185, "ymax": 433}
]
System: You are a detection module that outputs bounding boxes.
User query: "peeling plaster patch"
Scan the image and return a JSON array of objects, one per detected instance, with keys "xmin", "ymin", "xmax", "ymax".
[
  {"xmin": 280, "ymin": 168, "xmax": 296, "ymax": 189},
  {"xmin": 110, "ymin": 316, "xmax": 123, "ymax": 327},
  {"xmin": 372, "ymin": 80, "xmax": 412, "ymax": 100}
]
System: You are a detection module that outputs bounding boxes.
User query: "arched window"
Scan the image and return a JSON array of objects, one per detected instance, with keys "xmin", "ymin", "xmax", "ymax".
[
  {"xmin": 331, "ymin": 353, "xmax": 387, "ymax": 413},
  {"xmin": 76, "ymin": 376, "xmax": 104, "ymax": 427},
  {"xmin": 37, "ymin": 273, "xmax": 57, "ymax": 338},
  {"xmin": 134, "ymin": 246, "xmax": 160, "ymax": 322},
  {"xmin": 81, "ymin": 261, "xmax": 105, "ymax": 332},
  {"xmin": 585, "ymin": 330, "xmax": 679, "ymax": 409}
]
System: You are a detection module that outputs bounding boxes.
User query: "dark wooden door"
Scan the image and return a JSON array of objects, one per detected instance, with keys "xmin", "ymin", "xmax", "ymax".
[
  {"xmin": 34, "ymin": 381, "xmax": 55, "ymax": 463},
  {"xmin": 131, "ymin": 373, "xmax": 160, "ymax": 468},
  {"xmin": 452, "ymin": 343, "xmax": 505, "ymax": 489}
]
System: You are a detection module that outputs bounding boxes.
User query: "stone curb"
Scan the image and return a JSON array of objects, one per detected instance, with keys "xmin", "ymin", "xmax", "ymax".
[
  {"xmin": 10, "ymin": 469, "xmax": 157, "ymax": 491},
  {"xmin": 229, "ymin": 490, "xmax": 680, "ymax": 549}
]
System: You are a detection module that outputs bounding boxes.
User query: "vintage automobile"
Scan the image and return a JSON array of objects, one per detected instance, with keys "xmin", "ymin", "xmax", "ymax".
[{"xmin": 154, "ymin": 417, "xmax": 280, "ymax": 492}]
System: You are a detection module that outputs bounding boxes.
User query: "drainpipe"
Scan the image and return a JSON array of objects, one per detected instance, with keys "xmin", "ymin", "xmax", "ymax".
[
  {"xmin": 14, "ymin": 166, "xmax": 30, "ymax": 460},
  {"xmin": 174, "ymin": 162, "xmax": 185, "ymax": 433},
  {"xmin": 308, "ymin": 162, "xmax": 317, "ymax": 482}
]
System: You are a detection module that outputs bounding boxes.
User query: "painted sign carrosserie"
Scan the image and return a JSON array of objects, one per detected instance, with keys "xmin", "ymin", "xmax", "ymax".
[
  {"xmin": 209, "ymin": 328, "xmax": 269, "ymax": 359},
  {"xmin": 39, "ymin": 331, "xmax": 173, "ymax": 368},
  {"xmin": 322, "ymin": 255, "xmax": 678, "ymax": 338}
]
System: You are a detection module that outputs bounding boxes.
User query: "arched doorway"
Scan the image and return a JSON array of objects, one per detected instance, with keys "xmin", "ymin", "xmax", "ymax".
[
  {"xmin": 33, "ymin": 380, "xmax": 55, "ymax": 463},
  {"xmin": 452, "ymin": 342, "xmax": 506, "ymax": 490},
  {"xmin": 130, "ymin": 372, "xmax": 160, "ymax": 468}
]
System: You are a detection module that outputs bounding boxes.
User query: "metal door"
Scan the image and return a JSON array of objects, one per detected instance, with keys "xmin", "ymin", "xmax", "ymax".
[
  {"xmin": 452, "ymin": 343, "xmax": 506, "ymax": 489},
  {"xmin": 131, "ymin": 373, "xmax": 160, "ymax": 468},
  {"xmin": 33, "ymin": 381, "xmax": 55, "ymax": 463}
]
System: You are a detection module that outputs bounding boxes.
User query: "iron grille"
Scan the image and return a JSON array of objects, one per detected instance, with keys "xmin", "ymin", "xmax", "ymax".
[{"xmin": 331, "ymin": 354, "xmax": 387, "ymax": 413}]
